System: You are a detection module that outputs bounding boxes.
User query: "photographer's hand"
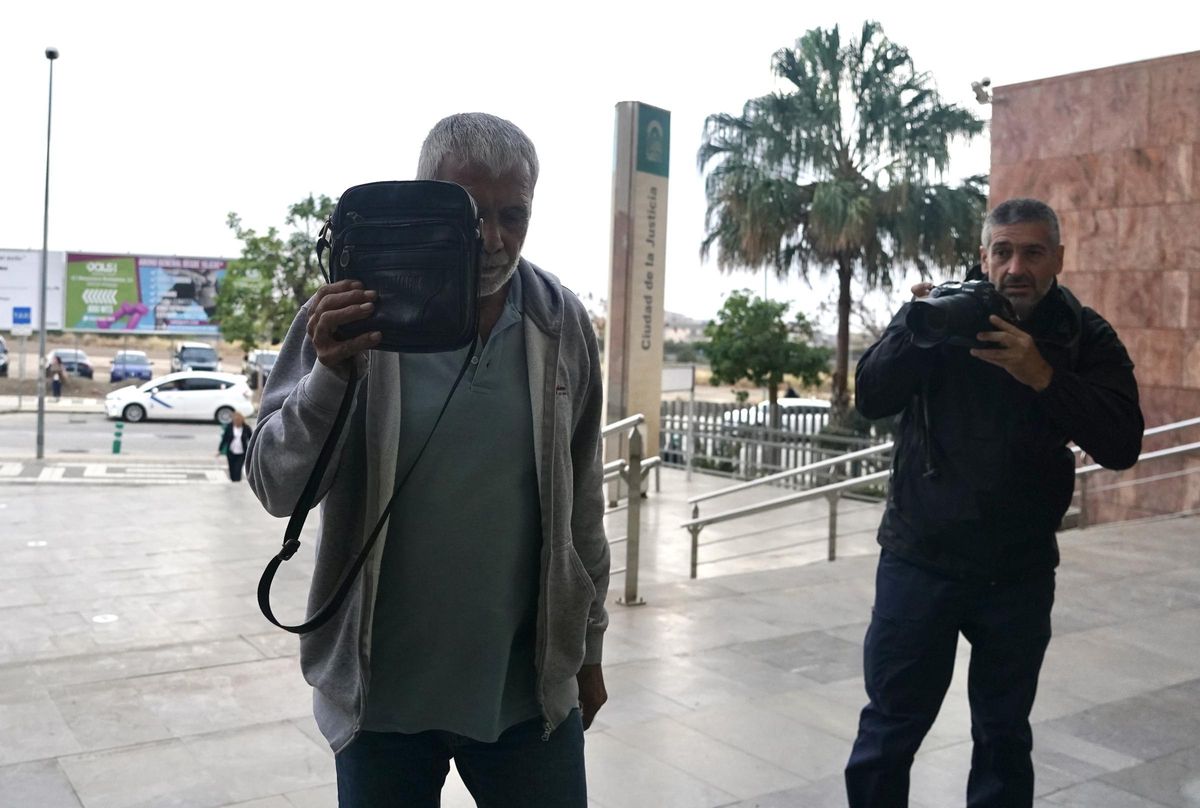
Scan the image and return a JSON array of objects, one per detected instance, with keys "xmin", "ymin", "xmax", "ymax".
[
  {"xmin": 971, "ymin": 316, "xmax": 1054, "ymax": 391},
  {"xmin": 911, "ymin": 282, "xmax": 934, "ymax": 299},
  {"xmin": 306, "ymin": 280, "xmax": 382, "ymax": 379}
]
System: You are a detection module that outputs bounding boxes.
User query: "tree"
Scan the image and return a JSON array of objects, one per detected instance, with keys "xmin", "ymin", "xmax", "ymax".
[
  {"xmin": 704, "ymin": 290, "xmax": 831, "ymax": 430},
  {"xmin": 217, "ymin": 194, "xmax": 335, "ymax": 351},
  {"xmin": 698, "ymin": 21, "xmax": 987, "ymax": 426}
]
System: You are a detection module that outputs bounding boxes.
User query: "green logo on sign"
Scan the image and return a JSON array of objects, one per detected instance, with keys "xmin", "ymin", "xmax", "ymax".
[{"xmin": 636, "ymin": 104, "xmax": 670, "ymax": 178}]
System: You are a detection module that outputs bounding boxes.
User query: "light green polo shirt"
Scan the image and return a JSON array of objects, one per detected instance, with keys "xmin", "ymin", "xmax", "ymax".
[{"xmin": 362, "ymin": 272, "xmax": 543, "ymax": 742}]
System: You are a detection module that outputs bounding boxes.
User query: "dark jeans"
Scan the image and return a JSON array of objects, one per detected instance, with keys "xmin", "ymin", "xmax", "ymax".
[
  {"xmin": 335, "ymin": 710, "xmax": 586, "ymax": 808},
  {"xmin": 845, "ymin": 550, "xmax": 1055, "ymax": 808},
  {"xmin": 226, "ymin": 453, "xmax": 244, "ymax": 482}
]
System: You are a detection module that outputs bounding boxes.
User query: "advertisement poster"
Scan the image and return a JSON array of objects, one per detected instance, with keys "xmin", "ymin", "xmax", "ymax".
[
  {"xmin": 65, "ymin": 253, "xmax": 227, "ymax": 334},
  {"xmin": 0, "ymin": 249, "xmax": 66, "ymax": 330}
]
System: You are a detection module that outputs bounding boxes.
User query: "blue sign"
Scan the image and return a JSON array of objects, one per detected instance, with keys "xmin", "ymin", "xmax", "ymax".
[{"xmin": 13, "ymin": 306, "xmax": 31, "ymax": 325}]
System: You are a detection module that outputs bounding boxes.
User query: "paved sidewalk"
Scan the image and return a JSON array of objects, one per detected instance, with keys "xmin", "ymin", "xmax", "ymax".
[
  {"xmin": 0, "ymin": 468, "xmax": 1197, "ymax": 807},
  {"xmin": 0, "ymin": 395, "xmax": 105, "ymax": 415},
  {"xmin": 0, "ymin": 458, "xmax": 230, "ymax": 485}
]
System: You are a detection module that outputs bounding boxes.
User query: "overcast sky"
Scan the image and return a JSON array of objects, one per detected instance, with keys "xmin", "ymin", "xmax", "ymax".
[{"xmin": 3, "ymin": 0, "xmax": 1197, "ymax": 331}]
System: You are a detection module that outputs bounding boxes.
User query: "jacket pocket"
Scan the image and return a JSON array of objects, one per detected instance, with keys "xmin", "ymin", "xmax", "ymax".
[{"xmin": 542, "ymin": 541, "xmax": 596, "ymax": 683}]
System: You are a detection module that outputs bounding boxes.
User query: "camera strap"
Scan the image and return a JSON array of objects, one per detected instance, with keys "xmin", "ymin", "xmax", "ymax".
[{"xmin": 257, "ymin": 348, "xmax": 474, "ymax": 634}]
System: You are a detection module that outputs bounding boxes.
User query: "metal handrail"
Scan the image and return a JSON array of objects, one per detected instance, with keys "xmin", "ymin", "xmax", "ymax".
[
  {"xmin": 682, "ymin": 471, "xmax": 889, "ymax": 578},
  {"xmin": 602, "ymin": 414, "xmax": 645, "ymax": 437},
  {"xmin": 605, "ymin": 456, "xmax": 662, "ymax": 483},
  {"xmin": 1070, "ymin": 416, "xmax": 1200, "ymax": 455},
  {"xmin": 682, "ymin": 471, "xmax": 890, "ymax": 531},
  {"xmin": 688, "ymin": 442, "xmax": 894, "ymax": 505},
  {"xmin": 600, "ymin": 413, "xmax": 653, "ymax": 606},
  {"xmin": 683, "ymin": 415, "xmax": 1200, "ymax": 578},
  {"xmin": 1077, "ymin": 441, "xmax": 1200, "ymax": 475}
]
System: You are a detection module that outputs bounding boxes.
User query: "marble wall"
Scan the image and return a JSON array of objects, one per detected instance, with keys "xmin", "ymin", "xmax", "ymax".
[{"xmin": 989, "ymin": 51, "xmax": 1200, "ymax": 523}]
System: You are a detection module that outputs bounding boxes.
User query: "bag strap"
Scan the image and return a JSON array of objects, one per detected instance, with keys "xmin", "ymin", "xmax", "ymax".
[
  {"xmin": 257, "ymin": 348, "xmax": 474, "ymax": 634},
  {"xmin": 315, "ymin": 218, "xmax": 332, "ymax": 284}
]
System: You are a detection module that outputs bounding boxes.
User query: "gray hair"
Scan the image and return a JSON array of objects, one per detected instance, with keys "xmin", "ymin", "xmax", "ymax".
[
  {"xmin": 416, "ymin": 113, "xmax": 539, "ymax": 186},
  {"xmin": 981, "ymin": 197, "xmax": 1061, "ymax": 248}
]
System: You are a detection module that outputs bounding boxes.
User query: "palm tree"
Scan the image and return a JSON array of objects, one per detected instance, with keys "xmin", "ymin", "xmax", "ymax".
[{"xmin": 698, "ymin": 21, "xmax": 987, "ymax": 426}]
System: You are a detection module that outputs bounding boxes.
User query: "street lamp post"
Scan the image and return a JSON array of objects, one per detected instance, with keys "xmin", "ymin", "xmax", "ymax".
[{"xmin": 36, "ymin": 46, "xmax": 58, "ymax": 461}]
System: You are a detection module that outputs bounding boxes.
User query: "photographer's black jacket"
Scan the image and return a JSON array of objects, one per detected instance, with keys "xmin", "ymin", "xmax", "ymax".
[{"xmin": 856, "ymin": 282, "xmax": 1143, "ymax": 580}]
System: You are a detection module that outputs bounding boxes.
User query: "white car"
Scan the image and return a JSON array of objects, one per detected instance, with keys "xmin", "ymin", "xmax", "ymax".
[
  {"xmin": 721, "ymin": 397, "xmax": 831, "ymax": 435},
  {"xmin": 105, "ymin": 371, "xmax": 254, "ymax": 424}
]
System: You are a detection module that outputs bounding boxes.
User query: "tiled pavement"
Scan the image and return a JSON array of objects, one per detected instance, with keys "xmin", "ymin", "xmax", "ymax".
[
  {"xmin": 0, "ymin": 465, "xmax": 1198, "ymax": 807},
  {"xmin": 0, "ymin": 460, "xmax": 228, "ymax": 485}
]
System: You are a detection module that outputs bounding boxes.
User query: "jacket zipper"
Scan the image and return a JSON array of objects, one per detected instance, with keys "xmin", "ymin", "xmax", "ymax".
[{"xmin": 534, "ymin": 322, "xmax": 564, "ymax": 742}]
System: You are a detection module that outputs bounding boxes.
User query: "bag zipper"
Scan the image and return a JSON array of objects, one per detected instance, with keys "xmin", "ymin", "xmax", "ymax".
[{"xmin": 338, "ymin": 242, "xmax": 467, "ymax": 270}]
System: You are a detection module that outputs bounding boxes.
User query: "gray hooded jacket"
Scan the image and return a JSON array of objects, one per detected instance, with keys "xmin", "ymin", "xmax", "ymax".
[{"xmin": 246, "ymin": 259, "xmax": 610, "ymax": 752}]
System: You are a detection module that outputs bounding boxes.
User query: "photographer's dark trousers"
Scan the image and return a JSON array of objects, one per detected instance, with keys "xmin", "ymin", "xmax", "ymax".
[
  {"xmin": 845, "ymin": 550, "xmax": 1055, "ymax": 808},
  {"xmin": 335, "ymin": 710, "xmax": 586, "ymax": 808}
]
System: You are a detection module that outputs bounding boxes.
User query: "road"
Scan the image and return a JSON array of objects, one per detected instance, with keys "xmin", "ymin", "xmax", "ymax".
[{"xmin": 0, "ymin": 411, "xmax": 223, "ymax": 460}]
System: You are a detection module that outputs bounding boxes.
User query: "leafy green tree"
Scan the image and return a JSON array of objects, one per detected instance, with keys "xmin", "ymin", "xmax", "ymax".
[
  {"xmin": 217, "ymin": 194, "xmax": 335, "ymax": 352},
  {"xmin": 665, "ymin": 340, "xmax": 706, "ymax": 363},
  {"xmin": 698, "ymin": 21, "xmax": 987, "ymax": 425},
  {"xmin": 704, "ymin": 290, "xmax": 831, "ymax": 429}
]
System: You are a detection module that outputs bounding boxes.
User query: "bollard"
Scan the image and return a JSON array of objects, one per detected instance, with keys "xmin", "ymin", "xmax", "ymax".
[
  {"xmin": 618, "ymin": 426, "xmax": 646, "ymax": 606},
  {"xmin": 112, "ymin": 422, "xmax": 124, "ymax": 454}
]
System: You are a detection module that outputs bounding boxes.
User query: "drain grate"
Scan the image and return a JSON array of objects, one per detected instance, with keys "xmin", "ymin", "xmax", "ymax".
[{"xmin": 157, "ymin": 434, "xmax": 196, "ymax": 440}]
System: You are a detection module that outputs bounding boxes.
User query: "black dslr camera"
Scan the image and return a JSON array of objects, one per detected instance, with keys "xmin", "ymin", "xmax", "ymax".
[{"xmin": 905, "ymin": 280, "xmax": 1016, "ymax": 348}]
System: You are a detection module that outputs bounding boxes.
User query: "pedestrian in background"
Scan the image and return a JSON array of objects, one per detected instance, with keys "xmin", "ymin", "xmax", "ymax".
[
  {"xmin": 49, "ymin": 357, "xmax": 64, "ymax": 401},
  {"xmin": 217, "ymin": 411, "xmax": 253, "ymax": 482}
]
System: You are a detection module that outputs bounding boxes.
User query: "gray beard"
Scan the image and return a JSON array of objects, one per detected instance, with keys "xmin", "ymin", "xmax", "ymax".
[
  {"xmin": 1003, "ymin": 293, "xmax": 1036, "ymax": 322},
  {"xmin": 479, "ymin": 256, "xmax": 519, "ymax": 297}
]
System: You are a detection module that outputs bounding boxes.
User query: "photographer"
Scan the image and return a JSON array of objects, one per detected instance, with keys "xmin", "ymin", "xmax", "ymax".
[
  {"xmin": 844, "ymin": 198, "xmax": 1143, "ymax": 807},
  {"xmin": 246, "ymin": 113, "xmax": 608, "ymax": 807}
]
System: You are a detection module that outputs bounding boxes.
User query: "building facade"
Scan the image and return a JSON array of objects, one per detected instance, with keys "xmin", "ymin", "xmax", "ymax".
[{"xmin": 989, "ymin": 51, "xmax": 1200, "ymax": 522}]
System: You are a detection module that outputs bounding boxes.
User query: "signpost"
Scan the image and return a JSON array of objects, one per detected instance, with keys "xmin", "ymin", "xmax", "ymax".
[
  {"xmin": 12, "ymin": 306, "xmax": 32, "ymax": 336},
  {"xmin": 604, "ymin": 101, "xmax": 671, "ymax": 498},
  {"xmin": 13, "ymin": 307, "xmax": 31, "ymax": 410}
]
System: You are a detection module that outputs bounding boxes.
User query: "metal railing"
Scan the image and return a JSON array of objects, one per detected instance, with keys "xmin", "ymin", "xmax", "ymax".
[
  {"xmin": 689, "ymin": 442, "xmax": 894, "ymax": 507},
  {"xmin": 659, "ymin": 399, "xmax": 880, "ymax": 481},
  {"xmin": 682, "ymin": 471, "xmax": 889, "ymax": 578},
  {"xmin": 682, "ymin": 416, "xmax": 1200, "ymax": 579},
  {"xmin": 600, "ymin": 413, "xmax": 657, "ymax": 606}
]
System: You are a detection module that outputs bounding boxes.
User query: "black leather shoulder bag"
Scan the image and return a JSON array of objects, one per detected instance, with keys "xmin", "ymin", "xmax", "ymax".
[{"xmin": 257, "ymin": 180, "xmax": 480, "ymax": 633}]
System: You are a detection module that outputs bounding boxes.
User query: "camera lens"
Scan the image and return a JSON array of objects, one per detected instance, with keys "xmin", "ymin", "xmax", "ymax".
[
  {"xmin": 906, "ymin": 303, "xmax": 950, "ymax": 347},
  {"xmin": 920, "ymin": 308, "xmax": 948, "ymax": 331}
]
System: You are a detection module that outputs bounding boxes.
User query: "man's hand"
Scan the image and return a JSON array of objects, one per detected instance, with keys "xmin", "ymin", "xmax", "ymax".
[
  {"xmin": 970, "ymin": 315, "xmax": 1054, "ymax": 391},
  {"xmin": 305, "ymin": 280, "xmax": 382, "ymax": 378},
  {"xmin": 911, "ymin": 282, "xmax": 934, "ymax": 299},
  {"xmin": 576, "ymin": 664, "xmax": 607, "ymax": 730}
]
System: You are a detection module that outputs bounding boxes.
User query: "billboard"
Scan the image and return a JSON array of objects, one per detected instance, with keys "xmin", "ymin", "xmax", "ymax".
[
  {"xmin": 0, "ymin": 249, "xmax": 66, "ymax": 330},
  {"xmin": 65, "ymin": 253, "xmax": 228, "ymax": 334}
]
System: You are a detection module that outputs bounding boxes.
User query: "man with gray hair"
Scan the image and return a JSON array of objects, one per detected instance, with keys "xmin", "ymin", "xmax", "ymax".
[
  {"xmin": 844, "ymin": 197, "xmax": 1143, "ymax": 806},
  {"xmin": 247, "ymin": 113, "xmax": 609, "ymax": 806}
]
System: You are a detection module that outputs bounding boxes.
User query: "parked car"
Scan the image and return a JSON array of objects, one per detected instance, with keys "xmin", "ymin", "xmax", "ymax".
[
  {"xmin": 0, "ymin": 335, "xmax": 8, "ymax": 377},
  {"xmin": 242, "ymin": 349, "xmax": 278, "ymax": 390},
  {"xmin": 109, "ymin": 350, "xmax": 154, "ymax": 383},
  {"xmin": 105, "ymin": 371, "xmax": 253, "ymax": 424},
  {"xmin": 720, "ymin": 397, "xmax": 831, "ymax": 435},
  {"xmin": 170, "ymin": 341, "xmax": 221, "ymax": 373},
  {"xmin": 47, "ymin": 348, "xmax": 94, "ymax": 379}
]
